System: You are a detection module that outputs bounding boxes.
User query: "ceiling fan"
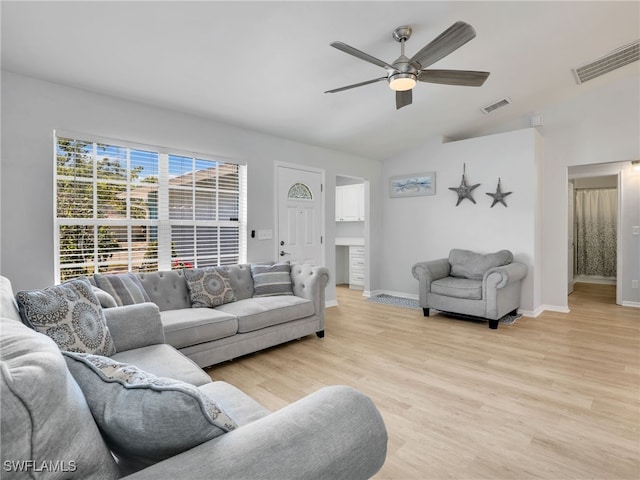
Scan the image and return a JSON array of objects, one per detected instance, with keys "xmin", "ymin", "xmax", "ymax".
[{"xmin": 325, "ymin": 21, "xmax": 490, "ymax": 109}]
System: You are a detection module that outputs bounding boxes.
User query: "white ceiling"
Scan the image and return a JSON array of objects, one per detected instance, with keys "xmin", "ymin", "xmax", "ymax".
[{"xmin": 2, "ymin": 1, "xmax": 639, "ymax": 160}]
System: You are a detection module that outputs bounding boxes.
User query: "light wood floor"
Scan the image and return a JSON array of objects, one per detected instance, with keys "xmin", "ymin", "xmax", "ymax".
[{"xmin": 209, "ymin": 284, "xmax": 640, "ymax": 479}]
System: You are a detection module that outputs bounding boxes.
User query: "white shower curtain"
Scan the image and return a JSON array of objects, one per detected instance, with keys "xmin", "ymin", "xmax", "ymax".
[{"xmin": 575, "ymin": 188, "xmax": 617, "ymax": 278}]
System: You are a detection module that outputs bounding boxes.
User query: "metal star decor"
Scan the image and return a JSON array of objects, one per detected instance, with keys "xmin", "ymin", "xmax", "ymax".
[
  {"xmin": 486, "ymin": 177, "xmax": 512, "ymax": 207},
  {"xmin": 449, "ymin": 163, "xmax": 480, "ymax": 206}
]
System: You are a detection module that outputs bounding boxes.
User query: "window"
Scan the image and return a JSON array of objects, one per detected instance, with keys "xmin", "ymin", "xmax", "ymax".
[{"xmin": 55, "ymin": 133, "xmax": 246, "ymax": 282}]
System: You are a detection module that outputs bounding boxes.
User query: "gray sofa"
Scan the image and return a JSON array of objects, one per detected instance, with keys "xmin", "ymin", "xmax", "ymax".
[
  {"xmin": 412, "ymin": 249, "xmax": 527, "ymax": 329},
  {"xmin": 0, "ymin": 275, "xmax": 388, "ymax": 479},
  {"xmin": 93, "ymin": 263, "xmax": 329, "ymax": 368}
]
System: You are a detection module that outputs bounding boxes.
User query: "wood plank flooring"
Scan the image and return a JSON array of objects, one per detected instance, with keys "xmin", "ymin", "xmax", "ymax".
[{"xmin": 208, "ymin": 283, "xmax": 640, "ymax": 479}]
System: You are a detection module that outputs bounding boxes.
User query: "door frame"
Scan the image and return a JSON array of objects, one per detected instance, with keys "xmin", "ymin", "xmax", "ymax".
[
  {"xmin": 274, "ymin": 162, "xmax": 326, "ymax": 267},
  {"xmin": 567, "ymin": 168, "xmax": 623, "ymax": 305}
]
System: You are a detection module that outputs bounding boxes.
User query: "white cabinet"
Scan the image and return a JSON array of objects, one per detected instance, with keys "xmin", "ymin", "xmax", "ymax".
[
  {"xmin": 349, "ymin": 245, "xmax": 365, "ymax": 289},
  {"xmin": 336, "ymin": 184, "xmax": 364, "ymax": 222}
]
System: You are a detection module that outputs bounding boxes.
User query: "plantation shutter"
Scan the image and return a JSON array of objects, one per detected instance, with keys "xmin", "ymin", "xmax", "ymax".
[{"xmin": 54, "ymin": 132, "xmax": 246, "ymax": 283}]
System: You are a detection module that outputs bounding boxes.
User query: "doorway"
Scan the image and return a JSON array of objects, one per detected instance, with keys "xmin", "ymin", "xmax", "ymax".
[
  {"xmin": 568, "ymin": 169, "xmax": 621, "ymax": 304},
  {"xmin": 334, "ymin": 175, "xmax": 368, "ymax": 292},
  {"xmin": 276, "ymin": 164, "xmax": 324, "ymax": 266}
]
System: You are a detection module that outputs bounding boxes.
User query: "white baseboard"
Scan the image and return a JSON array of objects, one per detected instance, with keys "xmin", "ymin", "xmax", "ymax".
[
  {"xmin": 540, "ymin": 304, "xmax": 571, "ymax": 314},
  {"xmin": 325, "ymin": 299, "xmax": 338, "ymax": 308},
  {"xmin": 621, "ymin": 301, "xmax": 640, "ymax": 308}
]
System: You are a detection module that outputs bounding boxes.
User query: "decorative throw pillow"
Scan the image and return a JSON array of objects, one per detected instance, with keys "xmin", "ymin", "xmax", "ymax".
[
  {"xmin": 15, "ymin": 278, "xmax": 116, "ymax": 356},
  {"xmin": 63, "ymin": 351, "xmax": 238, "ymax": 465},
  {"xmin": 251, "ymin": 262, "xmax": 294, "ymax": 297},
  {"xmin": 92, "ymin": 285, "xmax": 118, "ymax": 309},
  {"xmin": 183, "ymin": 267, "xmax": 236, "ymax": 308},
  {"xmin": 94, "ymin": 272, "xmax": 151, "ymax": 306},
  {"xmin": 449, "ymin": 249, "xmax": 513, "ymax": 280}
]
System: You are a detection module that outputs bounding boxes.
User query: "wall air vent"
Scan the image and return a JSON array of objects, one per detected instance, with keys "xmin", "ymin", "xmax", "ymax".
[
  {"xmin": 572, "ymin": 40, "xmax": 639, "ymax": 84},
  {"xmin": 481, "ymin": 97, "xmax": 512, "ymax": 115}
]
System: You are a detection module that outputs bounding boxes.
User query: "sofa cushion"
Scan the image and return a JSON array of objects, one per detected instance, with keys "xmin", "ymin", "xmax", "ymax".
[
  {"xmin": 160, "ymin": 309, "xmax": 238, "ymax": 348},
  {"xmin": 94, "ymin": 272, "xmax": 151, "ymax": 306},
  {"xmin": 0, "ymin": 276, "xmax": 22, "ymax": 322},
  {"xmin": 137, "ymin": 270, "xmax": 192, "ymax": 311},
  {"xmin": 184, "ymin": 266, "xmax": 236, "ymax": 307},
  {"xmin": 199, "ymin": 381, "xmax": 271, "ymax": 426},
  {"xmin": 63, "ymin": 352, "xmax": 238, "ymax": 467},
  {"xmin": 431, "ymin": 277, "xmax": 483, "ymax": 300},
  {"xmin": 251, "ymin": 262, "xmax": 293, "ymax": 297},
  {"xmin": 1, "ymin": 317, "xmax": 120, "ymax": 479},
  {"xmin": 111, "ymin": 343, "xmax": 212, "ymax": 387},
  {"xmin": 15, "ymin": 278, "xmax": 116, "ymax": 356},
  {"xmin": 449, "ymin": 249, "xmax": 513, "ymax": 280},
  {"xmin": 216, "ymin": 296, "xmax": 315, "ymax": 333}
]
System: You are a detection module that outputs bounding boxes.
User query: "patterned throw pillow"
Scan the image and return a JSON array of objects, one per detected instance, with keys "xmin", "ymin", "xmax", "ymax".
[
  {"xmin": 15, "ymin": 278, "xmax": 116, "ymax": 356},
  {"xmin": 183, "ymin": 267, "xmax": 236, "ymax": 308},
  {"xmin": 63, "ymin": 351, "xmax": 238, "ymax": 465},
  {"xmin": 251, "ymin": 262, "xmax": 294, "ymax": 297},
  {"xmin": 94, "ymin": 272, "xmax": 151, "ymax": 306}
]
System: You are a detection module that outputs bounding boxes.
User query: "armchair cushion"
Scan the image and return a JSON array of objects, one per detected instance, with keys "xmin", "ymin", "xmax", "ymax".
[
  {"xmin": 431, "ymin": 277, "xmax": 482, "ymax": 300},
  {"xmin": 449, "ymin": 249, "xmax": 513, "ymax": 280},
  {"xmin": 63, "ymin": 352, "xmax": 237, "ymax": 466}
]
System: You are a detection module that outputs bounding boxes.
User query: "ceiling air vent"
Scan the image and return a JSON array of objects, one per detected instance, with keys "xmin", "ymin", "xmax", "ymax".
[
  {"xmin": 481, "ymin": 97, "xmax": 511, "ymax": 115},
  {"xmin": 573, "ymin": 40, "xmax": 639, "ymax": 84}
]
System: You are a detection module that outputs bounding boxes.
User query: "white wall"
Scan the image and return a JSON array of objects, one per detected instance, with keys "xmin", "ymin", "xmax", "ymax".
[
  {"xmin": 377, "ymin": 73, "xmax": 640, "ymax": 312},
  {"xmin": 0, "ymin": 71, "xmax": 382, "ymax": 302},
  {"xmin": 379, "ymin": 129, "xmax": 540, "ymax": 314}
]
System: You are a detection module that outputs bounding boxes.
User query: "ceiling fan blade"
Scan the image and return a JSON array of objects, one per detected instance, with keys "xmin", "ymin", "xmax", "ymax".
[
  {"xmin": 330, "ymin": 41, "xmax": 394, "ymax": 70},
  {"xmin": 325, "ymin": 76, "xmax": 387, "ymax": 94},
  {"xmin": 418, "ymin": 69, "xmax": 490, "ymax": 86},
  {"xmin": 396, "ymin": 89, "xmax": 412, "ymax": 110},
  {"xmin": 409, "ymin": 21, "xmax": 477, "ymax": 69}
]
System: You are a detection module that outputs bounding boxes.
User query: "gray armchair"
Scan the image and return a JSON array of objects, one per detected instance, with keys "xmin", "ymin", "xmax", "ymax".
[{"xmin": 411, "ymin": 249, "xmax": 527, "ymax": 329}]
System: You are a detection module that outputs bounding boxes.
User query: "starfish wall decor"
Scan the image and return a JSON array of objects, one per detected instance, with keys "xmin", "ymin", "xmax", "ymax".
[
  {"xmin": 486, "ymin": 177, "xmax": 512, "ymax": 207},
  {"xmin": 449, "ymin": 163, "xmax": 480, "ymax": 206}
]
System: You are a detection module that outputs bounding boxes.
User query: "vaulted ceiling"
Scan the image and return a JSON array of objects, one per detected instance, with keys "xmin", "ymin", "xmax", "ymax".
[{"xmin": 2, "ymin": 1, "xmax": 638, "ymax": 160}]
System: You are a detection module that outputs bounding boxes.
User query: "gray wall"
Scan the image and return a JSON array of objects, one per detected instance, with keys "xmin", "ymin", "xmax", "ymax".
[{"xmin": 0, "ymin": 71, "xmax": 382, "ymax": 304}]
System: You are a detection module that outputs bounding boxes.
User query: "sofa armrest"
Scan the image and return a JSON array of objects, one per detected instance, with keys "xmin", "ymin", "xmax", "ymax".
[
  {"xmin": 123, "ymin": 385, "xmax": 387, "ymax": 480},
  {"xmin": 103, "ymin": 302, "xmax": 165, "ymax": 353},
  {"xmin": 291, "ymin": 264, "xmax": 330, "ymax": 318},
  {"xmin": 483, "ymin": 262, "xmax": 527, "ymax": 290}
]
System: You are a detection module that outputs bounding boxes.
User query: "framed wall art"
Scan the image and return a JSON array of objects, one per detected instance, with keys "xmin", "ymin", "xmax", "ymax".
[{"xmin": 389, "ymin": 172, "xmax": 436, "ymax": 198}]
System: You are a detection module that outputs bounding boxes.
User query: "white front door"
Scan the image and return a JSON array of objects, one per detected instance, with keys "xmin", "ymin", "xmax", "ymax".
[{"xmin": 277, "ymin": 165, "xmax": 324, "ymax": 265}]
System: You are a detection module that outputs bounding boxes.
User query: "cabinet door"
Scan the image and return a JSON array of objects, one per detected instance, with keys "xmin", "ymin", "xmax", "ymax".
[{"xmin": 341, "ymin": 185, "xmax": 360, "ymax": 221}]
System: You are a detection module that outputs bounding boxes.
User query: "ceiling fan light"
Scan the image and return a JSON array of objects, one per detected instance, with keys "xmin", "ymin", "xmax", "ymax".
[{"xmin": 389, "ymin": 73, "xmax": 417, "ymax": 91}]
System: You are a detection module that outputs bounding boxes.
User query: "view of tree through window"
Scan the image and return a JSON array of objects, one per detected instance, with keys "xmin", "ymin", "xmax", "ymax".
[{"xmin": 55, "ymin": 134, "xmax": 245, "ymax": 282}]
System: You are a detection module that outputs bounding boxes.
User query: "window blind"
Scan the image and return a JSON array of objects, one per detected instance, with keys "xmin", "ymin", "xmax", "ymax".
[{"xmin": 54, "ymin": 133, "xmax": 246, "ymax": 282}]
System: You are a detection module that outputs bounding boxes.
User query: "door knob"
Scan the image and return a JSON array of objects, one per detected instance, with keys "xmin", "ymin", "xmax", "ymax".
[
  {"xmin": 280, "ymin": 240, "xmax": 285, "ymax": 246},
  {"xmin": 280, "ymin": 250, "xmax": 290, "ymax": 256}
]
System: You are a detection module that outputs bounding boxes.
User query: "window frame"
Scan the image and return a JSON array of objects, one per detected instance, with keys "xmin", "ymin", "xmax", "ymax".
[{"xmin": 53, "ymin": 130, "xmax": 247, "ymax": 283}]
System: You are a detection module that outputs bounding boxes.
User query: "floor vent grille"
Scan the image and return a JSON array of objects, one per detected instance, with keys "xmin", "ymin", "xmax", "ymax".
[
  {"xmin": 573, "ymin": 40, "xmax": 639, "ymax": 84},
  {"xmin": 481, "ymin": 97, "xmax": 511, "ymax": 115}
]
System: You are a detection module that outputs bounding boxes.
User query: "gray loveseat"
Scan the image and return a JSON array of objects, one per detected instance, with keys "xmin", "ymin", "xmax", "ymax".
[
  {"xmin": 0, "ymin": 275, "xmax": 388, "ymax": 479},
  {"xmin": 92, "ymin": 263, "xmax": 329, "ymax": 368},
  {"xmin": 412, "ymin": 249, "xmax": 527, "ymax": 329}
]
